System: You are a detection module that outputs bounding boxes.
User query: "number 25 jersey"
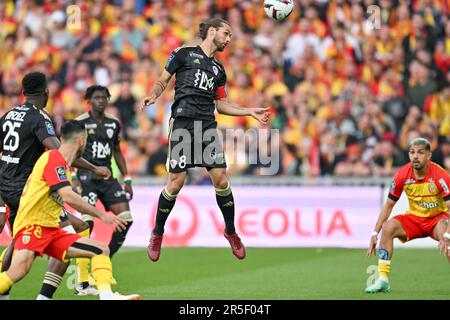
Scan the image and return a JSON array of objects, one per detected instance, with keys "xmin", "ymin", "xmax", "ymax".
[{"xmin": 0, "ymin": 103, "xmax": 57, "ymax": 194}]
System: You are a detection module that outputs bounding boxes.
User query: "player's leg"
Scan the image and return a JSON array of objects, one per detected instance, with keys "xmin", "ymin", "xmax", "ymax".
[
  {"xmin": 430, "ymin": 213, "xmax": 449, "ymax": 262},
  {"xmin": 148, "ymin": 171, "xmax": 186, "ymax": 262},
  {"xmin": 107, "ymin": 202, "xmax": 132, "ymax": 257},
  {"xmin": 75, "ymin": 184, "xmax": 98, "ymax": 290},
  {"xmin": 66, "ymin": 212, "xmax": 96, "ymax": 294},
  {"xmin": 37, "ymin": 214, "xmax": 93, "ymax": 300},
  {"xmin": 97, "ymin": 179, "xmax": 133, "ymax": 258},
  {"xmin": 431, "ymin": 215, "xmax": 448, "ymax": 241},
  {"xmin": 0, "ymin": 194, "xmax": 20, "ymax": 299},
  {"xmin": 207, "ymin": 167, "xmax": 245, "ymax": 259},
  {"xmin": 64, "ymin": 237, "xmax": 139, "ymax": 300},
  {"xmin": 0, "ymin": 194, "xmax": 20, "ymax": 273},
  {"xmin": 365, "ymin": 218, "xmax": 408, "ymax": 293},
  {"xmin": 0, "ymin": 249, "xmax": 36, "ymax": 298}
]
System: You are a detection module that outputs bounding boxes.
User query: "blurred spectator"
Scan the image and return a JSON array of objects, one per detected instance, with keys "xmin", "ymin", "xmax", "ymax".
[{"xmin": 372, "ymin": 133, "xmax": 405, "ymax": 176}]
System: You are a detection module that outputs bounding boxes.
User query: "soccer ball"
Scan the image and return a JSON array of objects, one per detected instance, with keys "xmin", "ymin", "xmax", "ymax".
[{"xmin": 264, "ymin": 0, "xmax": 294, "ymax": 22}]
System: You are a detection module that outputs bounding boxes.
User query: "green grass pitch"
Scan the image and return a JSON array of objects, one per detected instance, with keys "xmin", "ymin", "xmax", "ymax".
[{"xmin": 4, "ymin": 247, "xmax": 449, "ymax": 300}]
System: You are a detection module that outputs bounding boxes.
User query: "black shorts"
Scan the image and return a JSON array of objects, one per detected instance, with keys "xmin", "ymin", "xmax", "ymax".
[
  {"xmin": 166, "ymin": 117, "xmax": 226, "ymax": 173},
  {"xmin": 0, "ymin": 189, "xmax": 21, "ymax": 233},
  {"xmin": 79, "ymin": 178, "xmax": 128, "ymax": 211}
]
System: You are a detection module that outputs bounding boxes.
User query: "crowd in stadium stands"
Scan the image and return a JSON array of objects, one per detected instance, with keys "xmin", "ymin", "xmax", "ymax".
[{"xmin": 0, "ymin": 0, "xmax": 448, "ymax": 178}]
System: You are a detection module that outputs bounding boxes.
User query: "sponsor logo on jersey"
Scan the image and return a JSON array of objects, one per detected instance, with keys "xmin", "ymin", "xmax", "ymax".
[
  {"xmin": 104, "ymin": 123, "xmax": 116, "ymax": 129},
  {"xmin": 88, "ymin": 129, "xmax": 95, "ymax": 134},
  {"xmin": 404, "ymin": 179, "xmax": 416, "ymax": 184},
  {"xmin": 1, "ymin": 155, "xmax": 19, "ymax": 164},
  {"xmin": 189, "ymin": 52, "xmax": 204, "ymax": 59},
  {"xmin": 14, "ymin": 106, "xmax": 30, "ymax": 111},
  {"xmin": 418, "ymin": 201, "xmax": 439, "ymax": 209},
  {"xmin": 107, "ymin": 129, "xmax": 114, "ymax": 139},
  {"xmin": 92, "ymin": 141, "xmax": 111, "ymax": 159},
  {"xmin": 46, "ymin": 122, "xmax": 56, "ymax": 135},
  {"xmin": 85, "ymin": 124, "xmax": 97, "ymax": 129},
  {"xmin": 193, "ymin": 58, "xmax": 201, "ymax": 64},
  {"xmin": 56, "ymin": 166, "xmax": 67, "ymax": 181},
  {"xmin": 194, "ymin": 69, "xmax": 214, "ymax": 91}
]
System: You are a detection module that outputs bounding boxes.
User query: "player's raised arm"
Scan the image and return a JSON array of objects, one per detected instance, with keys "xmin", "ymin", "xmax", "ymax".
[
  {"xmin": 57, "ymin": 186, "xmax": 126, "ymax": 232},
  {"xmin": 42, "ymin": 136, "xmax": 111, "ymax": 179},
  {"xmin": 140, "ymin": 69, "xmax": 173, "ymax": 110},
  {"xmin": 216, "ymin": 98, "xmax": 270, "ymax": 125}
]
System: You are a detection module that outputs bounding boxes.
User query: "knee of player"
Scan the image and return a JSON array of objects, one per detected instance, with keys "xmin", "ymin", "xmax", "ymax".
[
  {"xmin": 166, "ymin": 180, "xmax": 184, "ymax": 194},
  {"xmin": 214, "ymin": 179, "xmax": 229, "ymax": 190},
  {"xmin": 381, "ymin": 221, "xmax": 397, "ymax": 237},
  {"xmin": 11, "ymin": 264, "xmax": 30, "ymax": 281},
  {"xmin": 118, "ymin": 211, "xmax": 133, "ymax": 225}
]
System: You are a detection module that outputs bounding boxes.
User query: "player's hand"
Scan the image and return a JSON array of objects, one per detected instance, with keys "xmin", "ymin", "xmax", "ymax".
[
  {"xmin": 124, "ymin": 184, "xmax": 133, "ymax": 201},
  {"xmin": 250, "ymin": 107, "xmax": 270, "ymax": 125},
  {"xmin": 93, "ymin": 166, "xmax": 111, "ymax": 180},
  {"xmin": 140, "ymin": 95, "xmax": 156, "ymax": 111},
  {"xmin": 367, "ymin": 235, "xmax": 378, "ymax": 257},
  {"xmin": 101, "ymin": 213, "xmax": 127, "ymax": 232},
  {"xmin": 72, "ymin": 179, "xmax": 82, "ymax": 195},
  {"xmin": 438, "ymin": 239, "xmax": 450, "ymax": 262},
  {"xmin": 0, "ymin": 212, "xmax": 6, "ymax": 234}
]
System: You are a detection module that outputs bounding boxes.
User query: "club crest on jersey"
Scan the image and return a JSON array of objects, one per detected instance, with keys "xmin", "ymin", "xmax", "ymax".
[
  {"xmin": 22, "ymin": 235, "xmax": 30, "ymax": 245},
  {"xmin": 107, "ymin": 129, "xmax": 114, "ymax": 139},
  {"xmin": 56, "ymin": 166, "xmax": 67, "ymax": 181},
  {"xmin": 428, "ymin": 182, "xmax": 437, "ymax": 194},
  {"xmin": 213, "ymin": 66, "xmax": 218, "ymax": 76},
  {"xmin": 170, "ymin": 159, "xmax": 178, "ymax": 169},
  {"xmin": 46, "ymin": 122, "xmax": 55, "ymax": 135}
]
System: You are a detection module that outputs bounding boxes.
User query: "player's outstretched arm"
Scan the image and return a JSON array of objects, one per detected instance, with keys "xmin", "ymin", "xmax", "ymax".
[
  {"xmin": 57, "ymin": 186, "xmax": 126, "ymax": 232},
  {"xmin": 72, "ymin": 158, "xmax": 111, "ymax": 179},
  {"xmin": 367, "ymin": 198, "xmax": 396, "ymax": 257},
  {"xmin": 216, "ymin": 98, "xmax": 270, "ymax": 125},
  {"xmin": 140, "ymin": 69, "xmax": 173, "ymax": 110},
  {"xmin": 42, "ymin": 136, "xmax": 111, "ymax": 179}
]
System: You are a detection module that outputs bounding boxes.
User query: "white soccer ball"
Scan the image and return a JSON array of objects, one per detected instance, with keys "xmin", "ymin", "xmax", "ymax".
[{"xmin": 264, "ymin": 0, "xmax": 294, "ymax": 22}]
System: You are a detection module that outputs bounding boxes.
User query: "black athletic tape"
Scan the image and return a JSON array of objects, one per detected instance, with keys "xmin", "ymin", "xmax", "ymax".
[{"xmin": 70, "ymin": 242, "xmax": 103, "ymax": 255}]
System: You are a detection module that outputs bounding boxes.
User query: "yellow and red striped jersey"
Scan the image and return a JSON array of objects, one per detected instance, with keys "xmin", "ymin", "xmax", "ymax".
[
  {"xmin": 13, "ymin": 150, "xmax": 71, "ymax": 237},
  {"xmin": 389, "ymin": 161, "xmax": 450, "ymax": 218}
]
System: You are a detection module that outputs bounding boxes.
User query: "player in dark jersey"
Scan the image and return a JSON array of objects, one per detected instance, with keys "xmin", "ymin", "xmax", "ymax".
[
  {"xmin": 141, "ymin": 18, "xmax": 270, "ymax": 262},
  {"xmin": 0, "ymin": 72, "xmax": 111, "ymax": 300},
  {"xmin": 73, "ymin": 85, "xmax": 133, "ymax": 293}
]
